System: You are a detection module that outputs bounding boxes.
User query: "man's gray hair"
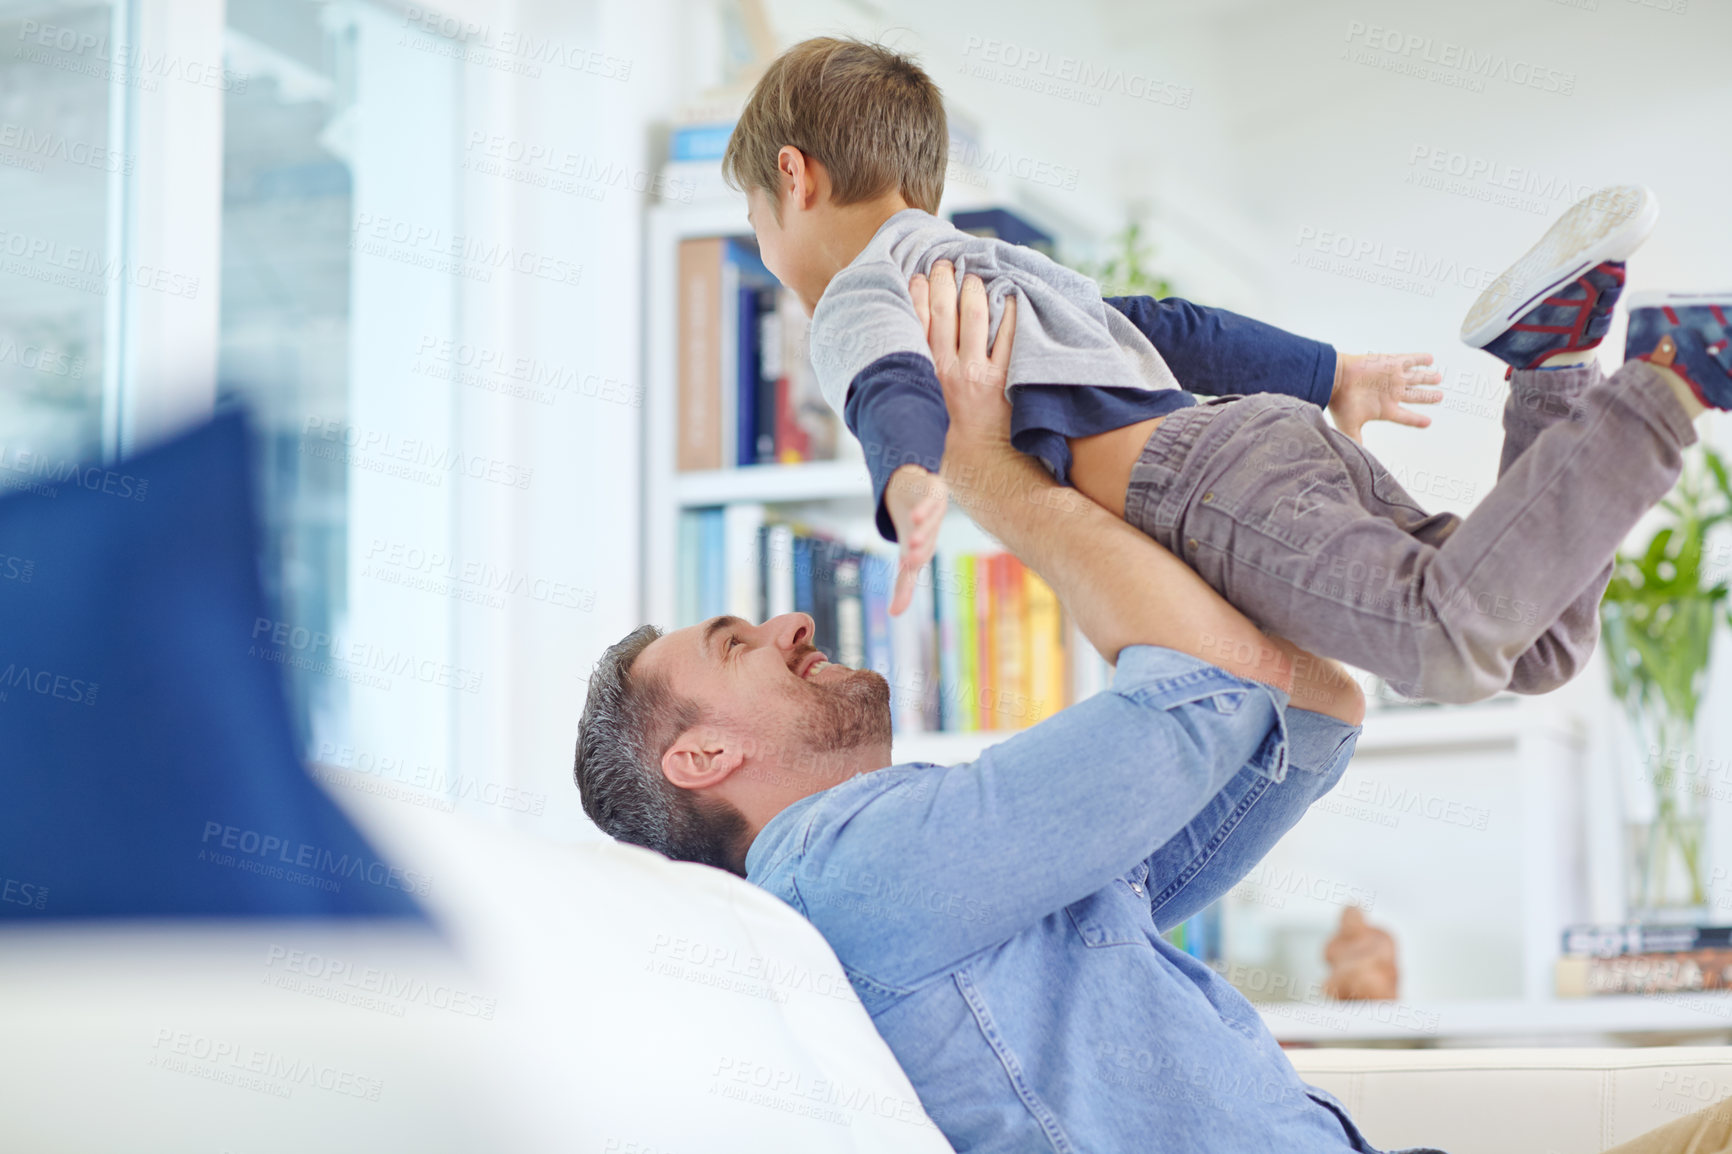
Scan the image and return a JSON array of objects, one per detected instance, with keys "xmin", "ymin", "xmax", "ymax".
[{"xmin": 574, "ymin": 625, "xmax": 750, "ymax": 875}]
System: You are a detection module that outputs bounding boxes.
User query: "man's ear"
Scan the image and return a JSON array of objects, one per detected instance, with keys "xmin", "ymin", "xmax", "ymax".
[
  {"xmin": 661, "ymin": 726, "xmax": 747, "ymax": 791},
  {"xmin": 777, "ymin": 145, "xmax": 820, "ymax": 213}
]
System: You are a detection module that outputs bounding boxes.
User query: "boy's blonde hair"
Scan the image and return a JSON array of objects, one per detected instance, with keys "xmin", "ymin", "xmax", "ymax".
[{"xmin": 722, "ymin": 37, "xmax": 947, "ymax": 217}]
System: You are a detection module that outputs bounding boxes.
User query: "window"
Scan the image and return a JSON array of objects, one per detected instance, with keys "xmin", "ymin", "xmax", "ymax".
[{"xmin": 0, "ymin": 3, "xmax": 117, "ymax": 482}]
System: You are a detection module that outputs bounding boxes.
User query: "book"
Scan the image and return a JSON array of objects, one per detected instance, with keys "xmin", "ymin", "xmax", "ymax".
[
  {"xmin": 995, "ymin": 555, "xmax": 1026, "ymax": 729},
  {"xmin": 792, "ymin": 535, "xmax": 816, "ymax": 630},
  {"xmin": 675, "ymin": 239, "xmax": 725, "ymax": 471},
  {"xmin": 1556, "ymin": 949, "xmax": 1732, "ymax": 997},
  {"xmin": 676, "ymin": 510, "xmax": 703, "ymax": 626},
  {"xmin": 1024, "ymin": 569, "xmax": 1062, "ymax": 724},
  {"xmin": 810, "ymin": 536, "xmax": 841, "ymax": 663},
  {"xmin": 764, "ymin": 524, "xmax": 795, "ymax": 618},
  {"xmin": 933, "ymin": 553, "xmax": 958, "ymax": 732},
  {"xmin": 835, "ymin": 551, "xmax": 864, "ymax": 670},
  {"xmin": 977, "ymin": 555, "xmax": 996, "ymax": 730},
  {"xmin": 754, "ymin": 288, "xmax": 781, "ymax": 464},
  {"xmin": 718, "ymin": 250, "xmax": 739, "ymax": 470},
  {"xmin": 955, "ymin": 555, "xmax": 978, "ymax": 733},
  {"xmin": 734, "ymin": 281, "xmax": 759, "ymax": 470},
  {"xmin": 862, "ymin": 553, "xmax": 893, "ymax": 685},
  {"xmin": 722, "ymin": 503, "xmax": 766, "ymax": 621},
  {"xmin": 698, "ymin": 509, "xmax": 726, "ymax": 621},
  {"xmin": 774, "ymin": 291, "xmax": 812, "ymax": 463},
  {"xmin": 1563, "ymin": 924, "xmax": 1732, "ymax": 957}
]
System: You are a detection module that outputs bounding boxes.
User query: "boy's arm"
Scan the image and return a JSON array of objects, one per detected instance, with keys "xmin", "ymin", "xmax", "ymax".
[
  {"xmin": 1107, "ymin": 294, "xmax": 1338, "ymax": 405},
  {"xmin": 817, "ymin": 259, "xmax": 958, "ymax": 614},
  {"xmin": 1107, "ymin": 294, "xmax": 1442, "ymax": 441},
  {"xmin": 841, "ymin": 360, "xmax": 947, "ymax": 542}
]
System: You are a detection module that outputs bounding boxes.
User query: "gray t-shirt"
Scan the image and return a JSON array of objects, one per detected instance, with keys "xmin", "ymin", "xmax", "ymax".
[{"xmin": 808, "ymin": 208, "xmax": 1183, "ymax": 417}]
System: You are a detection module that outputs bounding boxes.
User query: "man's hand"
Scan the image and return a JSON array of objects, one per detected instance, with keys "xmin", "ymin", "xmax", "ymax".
[
  {"xmin": 886, "ymin": 465, "xmax": 948, "ymax": 616},
  {"xmin": 910, "ymin": 261, "xmax": 1018, "ymax": 470},
  {"xmin": 1327, "ymin": 352, "xmax": 1444, "ymax": 443}
]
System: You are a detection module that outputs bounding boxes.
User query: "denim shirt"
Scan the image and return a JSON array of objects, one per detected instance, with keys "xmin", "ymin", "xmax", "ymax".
[{"xmin": 745, "ymin": 646, "xmax": 1380, "ymax": 1154}]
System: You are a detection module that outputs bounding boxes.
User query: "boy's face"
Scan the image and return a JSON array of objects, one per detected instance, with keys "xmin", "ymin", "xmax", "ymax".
[{"xmin": 746, "ymin": 186, "xmax": 817, "ymax": 313}]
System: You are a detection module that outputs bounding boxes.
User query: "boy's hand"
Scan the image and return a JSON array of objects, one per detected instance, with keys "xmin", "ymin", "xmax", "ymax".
[
  {"xmin": 885, "ymin": 464, "xmax": 948, "ymax": 616},
  {"xmin": 1328, "ymin": 352, "xmax": 1444, "ymax": 443}
]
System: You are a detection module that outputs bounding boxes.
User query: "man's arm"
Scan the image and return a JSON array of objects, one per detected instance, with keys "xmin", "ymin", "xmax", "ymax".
[
  {"xmin": 919, "ymin": 263, "xmax": 1363, "ymax": 720},
  {"xmin": 787, "ymin": 644, "xmax": 1294, "ymax": 987}
]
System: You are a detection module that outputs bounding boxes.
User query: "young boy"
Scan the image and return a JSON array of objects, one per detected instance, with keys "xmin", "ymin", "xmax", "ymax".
[{"xmin": 722, "ymin": 37, "xmax": 1727, "ymax": 703}]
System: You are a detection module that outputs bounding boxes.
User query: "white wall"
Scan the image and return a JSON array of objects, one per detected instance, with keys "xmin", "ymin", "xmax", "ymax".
[{"xmin": 449, "ymin": 0, "xmax": 683, "ymax": 842}]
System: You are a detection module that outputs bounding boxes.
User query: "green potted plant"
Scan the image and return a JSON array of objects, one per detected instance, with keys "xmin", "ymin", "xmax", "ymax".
[
  {"xmin": 1599, "ymin": 445, "xmax": 1732, "ymax": 916},
  {"xmin": 1071, "ymin": 221, "xmax": 1175, "ymax": 300}
]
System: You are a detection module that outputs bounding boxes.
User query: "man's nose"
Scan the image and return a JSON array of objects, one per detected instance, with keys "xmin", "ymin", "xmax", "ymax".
[{"xmin": 766, "ymin": 613, "xmax": 814, "ymax": 653}]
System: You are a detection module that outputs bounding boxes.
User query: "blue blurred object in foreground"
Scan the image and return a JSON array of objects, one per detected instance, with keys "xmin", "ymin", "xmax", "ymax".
[{"xmin": 0, "ymin": 412, "xmax": 425, "ymax": 920}]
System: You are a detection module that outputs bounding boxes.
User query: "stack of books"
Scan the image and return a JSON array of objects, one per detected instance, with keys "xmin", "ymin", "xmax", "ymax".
[
  {"xmin": 675, "ymin": 509, "xmax": 1104, "ymax": 734},
  {"xmin": 675, "ymin": 237, "xmax": 838, "ymax": 471},
  {"xmin": 1555, "ymin": 923, "xmax": 1732, "ymax": 997}
]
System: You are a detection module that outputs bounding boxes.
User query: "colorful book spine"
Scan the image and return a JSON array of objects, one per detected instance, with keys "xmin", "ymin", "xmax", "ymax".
[
  {"xmin": 933, "ymin": 554, "xmax": 957, "ymax": 732},
  {"xmin": 978, "ymin": 555, "xmax": 997, "ymax": 730},
  {"xmin": 862, "ymin": 554, "xmax": 892, "ymax": 683},
  {"xmin": 996, "ymin": 555, "xmax": 1026, "ymax": 729},
  {"xmin": 1024, "ymin": 569, "xmax": 1062, "ymax": 724},
  {"xmin": 675, "ymin": 239, "xmax": 724, "ymax": 471},
  {"xmin": 955, "ymin": 556, "xmax": 978, "ymax": 733}
]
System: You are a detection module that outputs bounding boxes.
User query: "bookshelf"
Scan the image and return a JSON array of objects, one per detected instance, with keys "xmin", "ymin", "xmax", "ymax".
[{"xmin": 671, "ymin": 460, "xmax": 873, "ymax": 506}]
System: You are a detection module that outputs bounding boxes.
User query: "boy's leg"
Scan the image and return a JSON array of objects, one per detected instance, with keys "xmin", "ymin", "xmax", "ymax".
[
  {"xmin": 1459, "ymin": 185, "xmax": 1658, "ymax": 692},
  {"xmin": 1499, "ymin": 362, "xmax": 1616, "ymax": 692},
  {"xmin": 1124, "ymin": 354, "xmax": 1697, "ymax": 702}
]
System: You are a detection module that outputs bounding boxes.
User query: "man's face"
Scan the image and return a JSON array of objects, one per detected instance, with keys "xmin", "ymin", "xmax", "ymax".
[{"xmin": 637, "ymin": 612, "xmax": 892, "ymax": 790}]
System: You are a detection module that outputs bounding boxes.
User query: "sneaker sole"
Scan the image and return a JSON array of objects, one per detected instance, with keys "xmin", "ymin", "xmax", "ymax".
[{"xmin": 1460, "ymin": 184, "xmax": 1658, "ymax": 348}]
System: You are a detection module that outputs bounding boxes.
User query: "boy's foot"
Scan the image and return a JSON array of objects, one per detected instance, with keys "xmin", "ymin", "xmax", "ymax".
[
  {"xmin": 1625, "ymin": 292, "xmax": 1732, "ymax": 413},
  {"xmin": 1462, "ymin": 184, "xmax": 1658, "ymax": 370}
]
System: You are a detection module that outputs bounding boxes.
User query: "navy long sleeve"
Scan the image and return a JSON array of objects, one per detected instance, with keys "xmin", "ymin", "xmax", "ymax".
[
  {"xmin": 845, "ymin": 297, "xmax": 1337, "ymax": 543},
  {"xmin": 1105, "ymin": 295, "xmax": 1337, "ymax": 406}
]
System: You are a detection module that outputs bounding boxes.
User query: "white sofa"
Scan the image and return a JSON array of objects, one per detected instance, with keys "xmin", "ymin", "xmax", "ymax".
[
  {"xmin": 1291, "ymin": 1046, "xmax": 1732, "ymax": 1154},
  {"xmin": 4, "ymin": 781, "xmax": 1726, "ymax": 1153}
]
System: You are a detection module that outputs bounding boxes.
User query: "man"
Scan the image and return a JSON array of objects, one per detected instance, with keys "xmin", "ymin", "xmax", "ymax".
[{"xmin": 575, "ymin": 267, "xmax": 1732, "ymax": 1152}]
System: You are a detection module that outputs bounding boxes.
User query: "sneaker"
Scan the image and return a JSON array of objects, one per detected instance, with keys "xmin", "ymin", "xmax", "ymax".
[
  {"xmin": 1462, "ymin": 184, "xmax": 1658, "ymax": 369},
  {"xmin": 1625, "ymin": 292, "xmax": 1732, "ymax": 411}
]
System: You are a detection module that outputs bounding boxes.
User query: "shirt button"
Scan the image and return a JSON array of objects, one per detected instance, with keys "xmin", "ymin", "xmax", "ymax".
[
  {"xmin": 1187, "ymin": 538, "xmax": 1199, "ymax": 550},
  {"xmin": 1130, "ymin": 882, "xmax": 1144, "ymax": 895},
  {"xmin": 1202, "ymin": 491, "xmax": 1214, "ymax": 503}
]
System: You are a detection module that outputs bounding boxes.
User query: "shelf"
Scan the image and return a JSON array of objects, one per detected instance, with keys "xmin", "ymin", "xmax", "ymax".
[
  {"xmin": 673, "ymin": 460, "xmax": 874, "ymax": 506},
  {"xmin": 1261, "ymin": 993, "xmax": 1732, "ymax": 1044}
]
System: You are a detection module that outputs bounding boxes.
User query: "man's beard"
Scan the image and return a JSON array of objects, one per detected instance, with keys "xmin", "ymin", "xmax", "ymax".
[{"xmin": 791, "ymin": 663, "xmax": 892, "ymax": 761}]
